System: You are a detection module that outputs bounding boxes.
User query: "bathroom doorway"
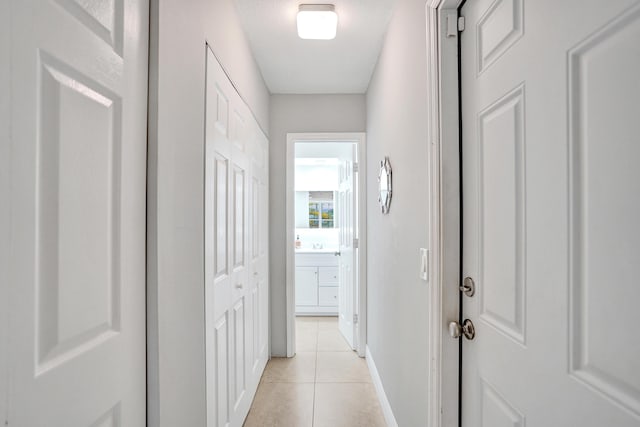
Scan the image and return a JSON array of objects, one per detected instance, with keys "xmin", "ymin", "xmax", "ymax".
[{"xmin": 285, "ymin": 133, "xmax": 367, "ymax": 357}]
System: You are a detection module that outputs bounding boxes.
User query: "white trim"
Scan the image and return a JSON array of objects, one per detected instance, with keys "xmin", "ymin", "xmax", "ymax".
[
  {"xmin": 425, "ymin": 3, "xmax": 443, "ymax": 426},
  {"xmin": 285, "ymin": 135, "xmax": 296, "ymax": 357},
  {"xmin": 285, "ymin": 132, "xmax": 367, "ymax": 358},
  {"xmin": 0, "ymin": 1, "xmax": 9, "ymax": 423},
  {"xmin": 425, "ymin": 1, "xmax": 463, "ymax": 427},
  {"xmin": 366, "ymin": 346, "xmax": 398, "ymax": 427}
]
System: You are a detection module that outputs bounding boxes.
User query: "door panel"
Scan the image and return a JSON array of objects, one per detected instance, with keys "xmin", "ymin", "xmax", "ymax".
[
  {"xmin": 568, "ymin": 6, "xmax": 640, "ymax": 411},
  {"xmin": 37, "ymin": 52, "xmax": 122, "ymax": 371},
  {"xmin": 205, "ymin": 47, "xmax": 269, "ymax": 427},
  {"xmin": 252, "ymin": 177, "xmax": 260, "ymax": 261},
  {"xmin": 232, "ymin": 298, "xmax": 245, "ymax": 408},
  {"xmin": 7, "ymin": 0, "xmax": 147, "ymax": 424},
  {"xmin": 214, "ymin": 314, "xmax": 229, "ymax": 427},
  {"xmin": 214, "ymin": 156, "xmax": 229, "ymax": 279},
  {"xmin": 476, "ymin": 0, "xmax": 523, "ymax": 74},
  {"xmin": 233, "ymin": 167, "xmax": 246, "ymax": 270},
  {"xmin": 461, "ymin": 0, "xmax": 640, "ymax": 425},
  {"xmin": 476, "ymin": 84, "xmax": 526, "ymax": 345},
  {"xmin": 251, "ymin": 285, "xmax": 260, "ymax": 373}
]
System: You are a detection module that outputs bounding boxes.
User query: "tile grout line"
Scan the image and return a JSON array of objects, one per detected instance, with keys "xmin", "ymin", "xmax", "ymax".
[{"xmin": 311, "ymin": 319, "xmax": 319, "ymax": 427}]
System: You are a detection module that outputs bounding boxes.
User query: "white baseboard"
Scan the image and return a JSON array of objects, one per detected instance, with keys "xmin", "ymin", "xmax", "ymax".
[{"xmin": 366, "ymin": 346, "xmax": 398, "ymax": 427}]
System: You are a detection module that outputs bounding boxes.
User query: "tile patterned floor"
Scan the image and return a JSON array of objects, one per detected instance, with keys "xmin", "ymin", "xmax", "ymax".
[{"xmin": 243, "ymin": 317, "xmax": 387, "ymax": 427}]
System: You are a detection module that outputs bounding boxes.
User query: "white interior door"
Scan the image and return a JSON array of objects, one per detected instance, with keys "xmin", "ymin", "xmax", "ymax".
[
  {"xmin": 6, "ymin": 0, "xmax": 148, "ymax": 425},
  {"xmin": 461, "ymin": 0, "xmax": 640, "ymax": 425},
  {"xmin": 205, "ymin": 47, "xmax": 269, "ymax": 427},
  {"xmin": 249, "ymin": 120, "xmax": 270, "ymax": 388},
  {"xmin": 338, "ymin": 145, "xmax": 357, "ymax": 349}
]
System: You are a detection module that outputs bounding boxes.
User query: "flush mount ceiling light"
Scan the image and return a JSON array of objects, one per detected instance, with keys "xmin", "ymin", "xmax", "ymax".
[{"xmin": 297, "ymin": 4, "xmax": 338, "ymax": 40}]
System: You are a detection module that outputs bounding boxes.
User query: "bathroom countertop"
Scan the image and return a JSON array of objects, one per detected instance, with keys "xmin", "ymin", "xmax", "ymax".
[{"xmin": 295, "ymin": 248, "xmax": 339, "ymax": 254}]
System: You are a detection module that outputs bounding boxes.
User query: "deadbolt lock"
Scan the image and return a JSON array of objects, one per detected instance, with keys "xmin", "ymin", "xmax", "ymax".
[
  {"xmin": 460, "ymin": 277, "xmax": 475, "ymax": 297},
  {"xmin": 449, "ymin": 319, "xmax": 475, "ymax": 340}
]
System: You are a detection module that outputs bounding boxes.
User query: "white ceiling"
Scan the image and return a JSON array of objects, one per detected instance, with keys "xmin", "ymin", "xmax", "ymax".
[{"xmin": 233, "ymin": 0, "xmax": 395, "ymax": 94}]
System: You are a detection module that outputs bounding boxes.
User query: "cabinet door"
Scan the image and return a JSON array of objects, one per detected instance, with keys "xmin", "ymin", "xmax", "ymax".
[
  {"xmin": 318, "ymin": 266, "xmax": 339, "ymax": 286},
  {"xmin": 295, "ymin": 267, "xmax": 318, "ymax": 306},
  {"xmin": 318, "ymin": 287, "xmax": 339, "ymax": 307}
]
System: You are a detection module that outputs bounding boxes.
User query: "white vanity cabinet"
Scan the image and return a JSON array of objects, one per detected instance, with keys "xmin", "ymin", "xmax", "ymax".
[{"xmin": 295, "ymin": 252, "xmax": 339, "ymax": 314}]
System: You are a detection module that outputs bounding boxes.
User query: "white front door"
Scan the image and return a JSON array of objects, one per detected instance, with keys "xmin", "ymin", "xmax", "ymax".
[
  {"xmin": 338, "ymin": 146, "xmax": 357, "ymax": 349},
  {"xmin": 5, "ymin": 0, "xmax": 148, "ymax": 425},
  {"xmin": 461, "ymin": 0, "xmax": 640, "ymax": 425}
]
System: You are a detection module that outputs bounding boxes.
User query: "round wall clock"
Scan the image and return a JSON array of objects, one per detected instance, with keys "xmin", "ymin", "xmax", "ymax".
[{"xmin": 378, "ymin": 156, "xmax": 392, "ymax": 214}]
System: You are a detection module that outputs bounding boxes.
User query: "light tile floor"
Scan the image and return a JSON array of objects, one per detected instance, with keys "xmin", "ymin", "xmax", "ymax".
[{"xmin": 243, "ymin": 316, "xmax": 387, "ymax": 427}]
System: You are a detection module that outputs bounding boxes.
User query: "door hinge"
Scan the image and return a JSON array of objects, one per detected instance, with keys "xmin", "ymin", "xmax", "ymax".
[
  {"xmin": 353, "ymin": 238, "xmax": 359, "ymax": 249},
  {"xmin": 353, "ymin": 162, "xmax": 359, "ymax": 173},
  {"xmin": 458, "ymin": 16, "xmax": 465, "ymax": 32},
  {"xmin": 353, "ymin": 314, "xmax": 358, "ymax": 324}
]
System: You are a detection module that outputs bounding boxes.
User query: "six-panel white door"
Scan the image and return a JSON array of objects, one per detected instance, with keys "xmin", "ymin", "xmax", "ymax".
[
  {"xmin": 338, "ymin": 146, "xmax": 357, "ymax": 349},
  {"xmin": 249, "ymin": 105, "xmax": 270, "ymax": 400},
  {"xmin": 5, "ymin": 0, "xmax": 148, "ymax": 425},
  {"xmin": 461, "ymin": 0, "xmax": 640, "ymax": 425},
  {"xmin": 205, "ymin": 46, "xmax": 269, "ymax": 427}
]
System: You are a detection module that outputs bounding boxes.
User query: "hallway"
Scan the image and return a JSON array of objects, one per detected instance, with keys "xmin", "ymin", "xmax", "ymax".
[
  {"xmin": 4, "ymin": 0, "xmax": 639, "ymax": 425},
  {"xmin": 243, "ymin": 317, "xmax": 386, "ymax": 426}
]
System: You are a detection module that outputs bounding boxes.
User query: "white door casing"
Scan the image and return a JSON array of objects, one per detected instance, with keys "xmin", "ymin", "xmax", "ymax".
[
  {"xmin": 285, "ymin": 133, "xmax": 366, "ymax": 358},
  {"xmin": 1, "ymin": 0, "xmax": 9, "ymax": 424},
  {"xmin": 338, "ymin": 146, "xmax": 356, "ymax": 349},
  {"xmin": 0, "ymin": 1, "xmax": 11, "ymax": 424},
  {"xmin": 205, "ymin": 46, "xmax": 269, "ymax": 427},
  {"xmin": 461, "ymin": 0, "xmax": 640, "ymax": 425},
  {"xmin": 424, "ymin": 1, "xmax": 464, "ymax": 426},
  {"xmin": 6, "ymin": 0, "xmax": 148, "ymax": 425}
]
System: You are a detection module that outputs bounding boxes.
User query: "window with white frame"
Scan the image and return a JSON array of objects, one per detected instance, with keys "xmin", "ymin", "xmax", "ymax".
[{"xmin": 308, "ymin": 191, "xmax": 335, "ymax": 228}]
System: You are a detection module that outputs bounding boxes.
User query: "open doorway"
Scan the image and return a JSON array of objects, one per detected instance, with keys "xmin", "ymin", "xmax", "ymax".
[{"xmin": 285, "ymin": 133, "xmax": 367, "ymax": 358}]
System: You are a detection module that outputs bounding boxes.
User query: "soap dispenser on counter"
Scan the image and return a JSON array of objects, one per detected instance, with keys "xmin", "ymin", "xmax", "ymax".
[{"xmin": 295, "ymin": 235, "xmax": 301, "ymax": 249}]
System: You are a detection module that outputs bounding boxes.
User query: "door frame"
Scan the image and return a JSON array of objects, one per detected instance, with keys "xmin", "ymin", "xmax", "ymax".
[
  {"xmin": 424, "ymin": 1, "xmax": 464, "ymax": 426},
  {"xmin": 0, "ymin": 0, "xmax": 9, "ymax": 423},
  {"xmin": 285, "ymin": 132, "xmax": 367, "ymax": 358}
]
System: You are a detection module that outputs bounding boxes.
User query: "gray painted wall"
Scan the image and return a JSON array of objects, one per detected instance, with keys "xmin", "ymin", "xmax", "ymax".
[
  {"xmin": 147, "ymin": 0, "xmax": 269, "ymax": 425},
  {"xmin": 365, "ymin": 0, "xmax": 431, "ymax": 424},
  {"xmin": 269, "ymin": 94, "xmax": 366, "ymax": 356}
]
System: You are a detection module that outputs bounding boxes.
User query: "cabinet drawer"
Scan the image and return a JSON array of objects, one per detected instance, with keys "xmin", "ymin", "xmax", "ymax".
[
  {"xmin": 318, "ymin": 266, "xmax": 339, "ymax": 286},
  {"xmin": 318, "ymin": 286, "xmax": 338, "ymax": 307},
  {"xmin": 296, "ymin": 253, "xmax": 339, "ymax": 267}
]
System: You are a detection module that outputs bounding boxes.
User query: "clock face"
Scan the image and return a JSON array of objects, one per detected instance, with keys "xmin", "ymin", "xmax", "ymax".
[{"xmin": 378, "ymin": 157, "xmax": 392, "ymax": 214}]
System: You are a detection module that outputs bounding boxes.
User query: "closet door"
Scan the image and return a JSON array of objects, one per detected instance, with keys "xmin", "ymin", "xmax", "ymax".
[
  {"xmin": 204, "ymin": 46, "xmax": 233, "ymax": 427},
  {"xmin": 204, "ymin": 46, "xmax": 268, "ymax": 427},
  {"xmin": 248, "ymin": 122, "xmax": 270, "ymax": 383}
]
